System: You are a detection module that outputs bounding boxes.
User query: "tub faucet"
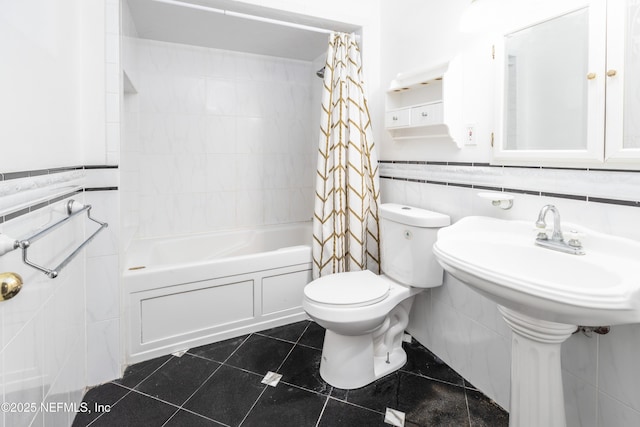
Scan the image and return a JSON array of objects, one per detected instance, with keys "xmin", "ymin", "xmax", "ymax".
[{"xmin": 534, "ymin": 205, "xmax": 585, "ymax": 255}]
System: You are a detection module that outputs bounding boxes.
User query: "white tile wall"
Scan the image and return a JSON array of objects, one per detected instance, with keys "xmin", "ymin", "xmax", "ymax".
[
  {"xmin": 0, "ymin": 196, "xmax": 87, "ymax": 427},
  {"xmin": 126, "ymin": 38, "xmax": 316, "ymax": 239},
  {"xmin": 383, "ymin": 167, "xmax": 640, "ymax": 424}
]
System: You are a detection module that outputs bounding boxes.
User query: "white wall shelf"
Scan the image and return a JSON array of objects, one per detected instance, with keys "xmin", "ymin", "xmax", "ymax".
[{"xmin": 385, "ymin": 61, "xmax": 460, "ymax": 147}]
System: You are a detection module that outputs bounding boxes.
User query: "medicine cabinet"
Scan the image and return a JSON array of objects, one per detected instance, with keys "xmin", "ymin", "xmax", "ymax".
[
  {"xmin": 385, "ymin": 61, "xmax": 461, "ymax": 147},
  {"xmin": 493, "ymin": 0, "xmax": 640, "ymax": 166}
]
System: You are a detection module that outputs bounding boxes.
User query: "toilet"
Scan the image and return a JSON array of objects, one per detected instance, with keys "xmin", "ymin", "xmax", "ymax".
[{"xmin": 303, "ymin": 203, "xmax": 450, "ymax": 389}]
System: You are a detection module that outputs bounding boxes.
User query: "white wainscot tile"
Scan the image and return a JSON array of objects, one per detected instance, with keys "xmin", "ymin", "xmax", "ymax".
[
  {"xmin": 428, "ymin": 299, "xmax": 511, "ymax": 409},
  {"xmin": 433, "ymin": 274, "xmax": 510, "ymax": 337},
  {"xmin": 86, "ymin": 255, "xmax": 119, "ymax": 322},
  {"xmin": 560, "ymin": 332, "xmax": 598, "ymax": 386},
  {"xmin": 84, "ymin": 191, "xmax": 119, "ymax": 257},
  {"xmin": 43, "ymin": 280, "xmax": 83, "ymax": 396},
  {"xmin": 106, "ymin": 62, "xmax": 120, "ymax": 94},
  {"xmin": 205, "ymin": 115, "xmax": 237, "ymax": 154},
  {"xmin": 106, "ymin": 93, "xmax": 120, "ymax": 123},
  {"xmin": 106, "ymin": 122, "xmax": 121, "ymax": 153},
  {"xmin": 419, "ymin": 183, "xmax": 473, "ymax": 222},
  {"xmin": 206, "ymin": 78, "xmax": 237, "ymax": 116},
  {"xmin": 87, "ymin": 319, "xmax": 120, "ymax": 386},
  {"xmin": 598, "ymin": 392, "xmax": 640, "ymax": 427},
  {"xmin": 379, "ymin": 178, "xmax": 406, "ymax": 204},
  {"xmin": 106, "ymin": 33, "xmax": 119, "ymax": 65},
  {"xmin": 3, "ymin": 314, "xmax": 44, "ymax": 427},
  {"xmin": 84, "ymin": 168, "xmax": 118, "ymax": 189},
  {"xmin": 597, "ymin": 324, "xmax": 640, "ymax": 412},
  {"xmin": 46, "ymin": 337, "xmax": 86, "ymax": 427},
  {"xmin": 562, "ymin": 370, "xmax": 597, "ymax": 427}
]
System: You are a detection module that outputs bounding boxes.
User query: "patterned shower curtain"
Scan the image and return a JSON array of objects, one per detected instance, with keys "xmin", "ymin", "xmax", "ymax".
[{"xmin": 312, "ymin": 32, "xmax": 381, "ymax": 279}]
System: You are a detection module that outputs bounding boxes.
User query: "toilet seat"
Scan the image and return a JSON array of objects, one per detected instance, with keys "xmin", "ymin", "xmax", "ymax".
[{"xmin": 304, "ymin": 270, "xmax": 390, "ymax": 308}]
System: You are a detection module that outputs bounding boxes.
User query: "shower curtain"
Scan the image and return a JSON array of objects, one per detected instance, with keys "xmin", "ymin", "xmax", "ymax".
[{"xmin": 312, "ymin": 32, "xmax": 380, "ymax": 279}]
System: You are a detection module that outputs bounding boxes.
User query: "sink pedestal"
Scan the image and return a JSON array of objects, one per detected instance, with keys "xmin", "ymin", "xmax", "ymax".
[{"xmin": 499, "ymin": 306, "xmax": 577, "ymax": 427}]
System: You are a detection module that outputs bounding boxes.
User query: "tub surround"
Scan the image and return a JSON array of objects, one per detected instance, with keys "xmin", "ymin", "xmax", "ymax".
[{"xmin": 124, "ymin": 222, "xmax": 313, "ymax": 363}]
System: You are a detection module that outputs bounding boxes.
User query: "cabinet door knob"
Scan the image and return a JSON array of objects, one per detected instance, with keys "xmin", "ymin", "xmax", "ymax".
[
  {"xmin": 421, "ymin": 112, "xmax": 428, "ymax": 117},
  {"xmin": 392, "ymin": 116, "xmax": 398, "ymax": 120},
  {"xmin": 606, "ymin": 69, "xmax": 617, "ymax": 77},
  {"xmin": 586, "ymin": 72, "xmax": 596, "ymax": 80}
]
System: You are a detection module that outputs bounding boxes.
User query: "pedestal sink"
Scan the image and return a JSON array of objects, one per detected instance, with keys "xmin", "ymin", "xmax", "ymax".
[{"xmin": 432, "ymin": 216, "xmax": 640, "ymax": 427}]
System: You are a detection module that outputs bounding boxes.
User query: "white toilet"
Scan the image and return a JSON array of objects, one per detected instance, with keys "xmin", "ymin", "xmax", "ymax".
[{"xmin": 303, "ymin": 203, "xmax": 450, "ymax": 389}]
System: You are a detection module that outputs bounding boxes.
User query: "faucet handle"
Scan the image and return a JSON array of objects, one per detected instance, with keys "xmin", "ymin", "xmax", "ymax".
[
  {"xmin": 534, "ymin": 227, "xmax": 551, "ymax": 240},
  {"xmin": 563, "ymin": 230, "xmax": 585, "ymax": 248}
]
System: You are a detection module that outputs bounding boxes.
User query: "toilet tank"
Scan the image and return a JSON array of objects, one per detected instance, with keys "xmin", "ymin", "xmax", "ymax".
[{"xmin": 379, "ymin": 203, "xmax": 450, "ymax": 288}]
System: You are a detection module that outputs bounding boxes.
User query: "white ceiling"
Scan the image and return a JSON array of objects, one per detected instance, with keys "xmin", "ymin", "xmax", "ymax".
[{"xmin": 127, "ymin": 0, "xmax": 360, "ymax": 61}]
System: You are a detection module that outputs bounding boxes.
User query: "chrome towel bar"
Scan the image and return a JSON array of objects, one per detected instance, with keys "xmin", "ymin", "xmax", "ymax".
[{"xmin": 0, "ymin": 199, "xmax": 108, "ymax": 279}]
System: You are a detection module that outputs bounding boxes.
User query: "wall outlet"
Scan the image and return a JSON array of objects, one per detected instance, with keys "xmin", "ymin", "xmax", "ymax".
[{"xmin": 465, "ymin": 125, "xmax": 476, "ymax": 146}]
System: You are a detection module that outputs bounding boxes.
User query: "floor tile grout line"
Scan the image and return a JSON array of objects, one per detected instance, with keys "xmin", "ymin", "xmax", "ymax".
[
  {"xmin": 398, "ymin": 367, "xmax": 468, "ymax": 390},
  {"xmin": 85, "ymin": 387, "xmax": 134, "ymax": 426},
  {"xmin": 237, "ymin": 384, "xmax": 270, "ymax": 427},
  {"xmin": 122, "ymin": 355, "xmax": 176, "ymax": 391},
  {"xmin": 463, "ymin": 387, "xmax": 472, "ymax": 427},
  {"xmin": 173, "ymin": 362, "xmax": 226, "ymax": 415},
  {"xmin": 237, "ymin": 323, "xmax": 314, "ymax": 427},
  {"xmin": 275, "ymin": 321, "xmax": 313, "ymax": 373},
  {"xmin": 221, "ymin": 334, "xmax": 253, "ymax": 365},
  {"xmin": 112, "ymin": 384, "xmax": 230, "ymax": 426},
  {"xmin": 314, "ymin": 395, "xmax": 331, "ymax": 427},
  {"xmin": 159, "ymin": 407, "xmax": 182, "ymax": 427}
]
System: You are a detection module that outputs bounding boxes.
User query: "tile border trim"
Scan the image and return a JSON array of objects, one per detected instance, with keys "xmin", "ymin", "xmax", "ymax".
[
  {"xmin": 0, "ymin": 166, "xmax": 118, "ymax": 224},
  {"xmin": 380, "ymin": 175, "xmax": 640, "ymax": 208}
]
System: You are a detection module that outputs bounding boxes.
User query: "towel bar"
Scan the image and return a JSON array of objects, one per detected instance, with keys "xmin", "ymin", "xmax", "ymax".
[{"xmin": 0, "ymin": 199, "xmax": 108, "ymax": 279}]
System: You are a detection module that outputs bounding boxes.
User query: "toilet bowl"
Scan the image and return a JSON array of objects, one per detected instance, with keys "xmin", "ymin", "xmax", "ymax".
[
  {"xmin": 303, "ymin": 270, "xmax": 420, "ymax": 389},
  {"xmin": 303, "ymin": 203, "xmax": 450, "ymax": 389}
]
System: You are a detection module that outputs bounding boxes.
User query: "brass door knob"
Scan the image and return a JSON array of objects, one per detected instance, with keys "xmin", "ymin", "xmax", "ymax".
[
  {"xmin": 606, "ymin": 69, "xmax": 617, "ymax": 77},
  {"xmin": 1, "ymin": 272, "xmax": 23, "ymax": 301},
  {"xmin": 587, "ymin": 72, "xmax": 597, "ymax": 80}
]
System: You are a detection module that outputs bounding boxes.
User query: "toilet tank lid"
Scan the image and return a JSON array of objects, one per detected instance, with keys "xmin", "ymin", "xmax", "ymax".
[{"xmin": 379, "ymin": 203, "xmax": 450, "ymax": 228}]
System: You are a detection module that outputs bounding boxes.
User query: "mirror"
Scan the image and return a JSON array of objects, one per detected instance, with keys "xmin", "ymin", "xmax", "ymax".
[
  {"xmin": 623, "ymin": 1, "xmax": 640, "ymax": 149},
  {"xmin": 502, "ymin": 9, "xmax": 589, "ymax": 151}
]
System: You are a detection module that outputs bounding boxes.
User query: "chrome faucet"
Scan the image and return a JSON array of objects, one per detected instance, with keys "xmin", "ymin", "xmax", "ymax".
[{"xmin": 535, "ymin": 205, "xmax": 585, "ymax": 255}]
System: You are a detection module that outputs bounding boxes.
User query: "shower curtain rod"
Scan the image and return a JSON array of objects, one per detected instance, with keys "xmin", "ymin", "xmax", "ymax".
[{"xmin": 151, "ymin": 0, "xmax": 337, "ymax": 35}]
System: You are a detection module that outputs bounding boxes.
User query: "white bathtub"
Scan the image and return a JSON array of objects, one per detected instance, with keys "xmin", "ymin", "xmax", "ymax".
[{"xmin": 123, "ymin": 222, "xmax": 313, "ymax": 364}]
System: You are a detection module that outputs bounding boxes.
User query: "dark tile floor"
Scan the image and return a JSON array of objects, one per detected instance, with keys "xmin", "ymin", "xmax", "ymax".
[{"xmin": 72, "ymin": 321, "xmax": 508, "ymax": 427}]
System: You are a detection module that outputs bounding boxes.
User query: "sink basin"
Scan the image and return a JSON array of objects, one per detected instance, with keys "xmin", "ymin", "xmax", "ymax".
[
  {"xmin": 433, "ymin": 215, "xmax": 640, "ymax": 427},
  {"xmin": 433, "ymin": 216, "xmax": 640, "ymax": 326}
]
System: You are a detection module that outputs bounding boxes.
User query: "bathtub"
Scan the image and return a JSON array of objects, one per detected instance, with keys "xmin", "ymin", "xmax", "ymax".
[{"xmin": 123, "ymin": 222, "xmax": 313, "ymax": 364}]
